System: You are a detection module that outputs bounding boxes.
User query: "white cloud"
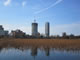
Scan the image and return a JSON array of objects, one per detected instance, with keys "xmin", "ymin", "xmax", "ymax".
[
  {"xmin": 3, "ymin": 0, "xmax": 27, "ymax": 7},
  {"xmin": 34, "ymin": 0, "xmax": 63, "ymax": 14},
  {"xmin": 22, "ymin": 1, "xmax": 26, "ymax": 7},
  {"xmin": 51, "ymin": 23, "xmax": 80, "ymax": 36},
  {"xmin": 2, "ymin": 24, "xmax": 31, "ymax": 35},
  {"xmin": 19, "ymin": 26, "xmax": 31, "ymax": 35},
  {"xmin": 4, "ymin": 0, "xmax": 11, "ymax": 6}
]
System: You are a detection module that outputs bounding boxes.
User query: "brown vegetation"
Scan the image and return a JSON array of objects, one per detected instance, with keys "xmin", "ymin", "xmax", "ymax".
[{"xmin": 0, "ymin": 38, "xmax": 80, "ymax": 50}]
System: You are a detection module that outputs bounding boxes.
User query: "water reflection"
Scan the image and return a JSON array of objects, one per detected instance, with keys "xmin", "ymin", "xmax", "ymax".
[
  {"xmin": 44, "ymin": 47, "xmax": 50, "ymax": 56},
  {"xmin": 31, "ymin": 47, "xmax": 37, "ymax": 56},
  {"xmin": 0, "ymin": 46, "xmax": 80, "ymax": 60},
  {"xmin": 0, "ymin": 46, "xmax": 80, "ymax": 55},
  {"xmin": 31, "ymin": 47, "xmax": 37, "ymax": 60}
]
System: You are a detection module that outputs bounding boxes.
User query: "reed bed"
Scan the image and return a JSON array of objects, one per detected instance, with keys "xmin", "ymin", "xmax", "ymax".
[{"xmin": 0, "ymin": 39, "xmax": 80, "ymax": 49}]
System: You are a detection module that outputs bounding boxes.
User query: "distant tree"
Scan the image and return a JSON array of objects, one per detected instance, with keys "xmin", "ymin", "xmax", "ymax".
[
  {"xmin": 40, "ymin": 34, "xmax": 45, "ymax": 38},
  {"xmin": 69, "ymin": 34, "xmax": 75, "ymax": 39},
  {"xmin": 56, "ymin": 35, "xmax": 60, "ymax": 38},
  {"xmin": 50, "ymin": 35, "xmax": 54, "ymax": 38},
  {"xmin": 62, "ymin": 32, "xmax": 67, "ymax": 37}
]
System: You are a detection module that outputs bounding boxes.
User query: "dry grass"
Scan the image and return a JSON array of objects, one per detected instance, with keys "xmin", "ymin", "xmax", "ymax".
[{"xmin": 0, "ymin": 38, "xmax": 80, "ymax": 49}]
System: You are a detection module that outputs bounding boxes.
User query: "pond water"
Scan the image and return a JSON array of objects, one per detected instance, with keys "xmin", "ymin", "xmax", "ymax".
[{"xmin": 0, "ymin": 47, "xmax": 80, "ymax": 60}]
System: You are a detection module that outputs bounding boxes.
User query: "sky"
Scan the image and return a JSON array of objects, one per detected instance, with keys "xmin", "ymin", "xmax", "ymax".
[{"xmin": 0, "ymin": 0, "xmax": 80, "ymax": 36}]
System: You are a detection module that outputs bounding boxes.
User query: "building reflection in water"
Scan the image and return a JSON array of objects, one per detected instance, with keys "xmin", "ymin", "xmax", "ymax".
[
  {"xmin": 44, "ymin": 47, "xmax": 50, "ymax": 56},
  {"xmin": 31, "ymin": 47, "xmax": 38, "ymax": 60},
  {"xmin": 0, "ymin": 47, "xmax": 3, "ymax": 53}
]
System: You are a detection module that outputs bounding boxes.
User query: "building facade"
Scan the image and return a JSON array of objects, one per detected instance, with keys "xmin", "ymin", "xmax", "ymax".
[
  {"xmin": 0, "ymin": 25, "xmax": 8, "ymax": 36},
  {"xmin": 32, "ymin": 21, "xmax": 38, "ymax": 37},
  {"xmin": 45, "ymin": 22, "xmax": 50, "ymax": 37},
  {"xmin": 10, "ymin": 29, "xmax": 26, "ymax": 38}
]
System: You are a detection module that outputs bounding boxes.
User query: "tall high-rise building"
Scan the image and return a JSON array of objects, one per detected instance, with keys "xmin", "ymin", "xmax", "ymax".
[
  {"xmin": 45, "ymin": 22, "xmax": 50, "ymax": 37},
  {"xmin": 32, "ymin": 20, "xmax": 38, "ymax": 36}
]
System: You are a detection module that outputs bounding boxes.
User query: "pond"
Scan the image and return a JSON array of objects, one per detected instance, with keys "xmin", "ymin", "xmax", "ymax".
[{"xmin": 0, "ymin": 47, "xmax": 80, "ymax": 60}]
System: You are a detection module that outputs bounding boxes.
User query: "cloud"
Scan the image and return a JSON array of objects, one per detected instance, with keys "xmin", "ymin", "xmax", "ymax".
[
  {"xmin": 22, "ymin": 1, "xmax": 27, "ymax": 7},
  {"xmin": 34, "ymin": 0, "xmax": 63, "ymax": 14},
  {"xmin": 4, "ymin": 0, "xmax": 11, "ymax": 6},
  {"xmin": 51, "ymin": 23, "xmax": 80, "ymax": 36},
  {"xmin": 2, "ymin": 0, "xmax": 27, "ymax": 7},
  {"xmin": 2, "ymin": 24, "xmax": 31, "ymax": 35},
  {"xmin": 19, "ymin": 26, "xmax": 31, "ymax": 35}
]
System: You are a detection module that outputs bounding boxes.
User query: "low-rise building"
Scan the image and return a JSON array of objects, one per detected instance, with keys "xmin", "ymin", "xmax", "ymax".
[
  {"xmin": 0, "ymin": 25, "xmax": 8, "ymax": 36},
  {"xmin": 10, "ymin": 29, "xmax": 26, "ymax": 38}
]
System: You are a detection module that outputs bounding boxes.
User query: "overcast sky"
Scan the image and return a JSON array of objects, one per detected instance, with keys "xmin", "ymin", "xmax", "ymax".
[{"xmin": 0, "ymin": 0, "xmax": 80, "ymax": 35}]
